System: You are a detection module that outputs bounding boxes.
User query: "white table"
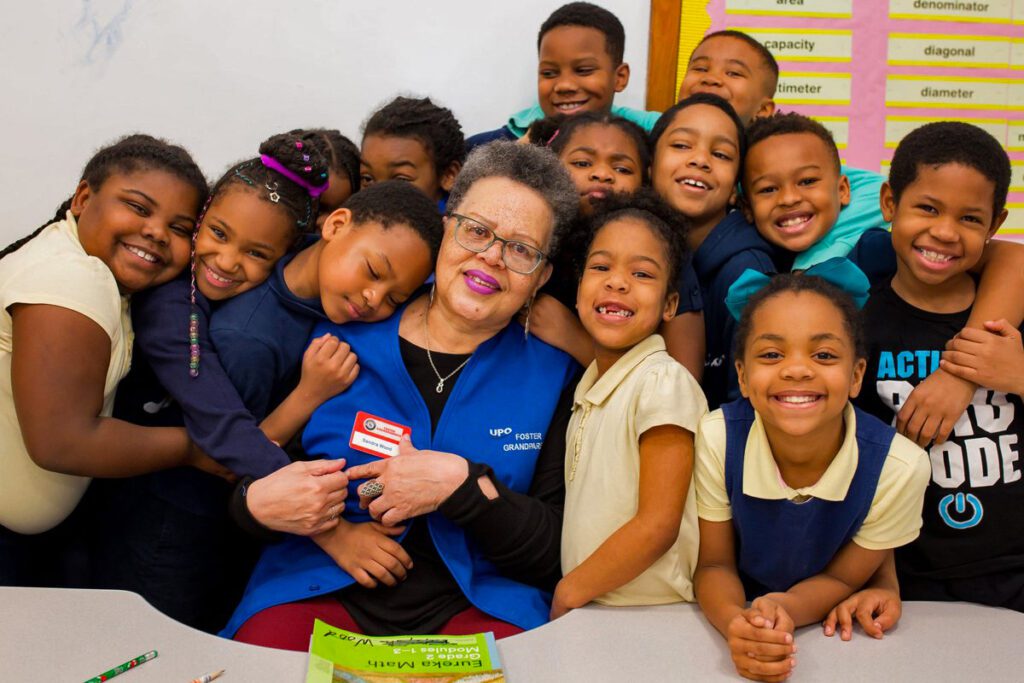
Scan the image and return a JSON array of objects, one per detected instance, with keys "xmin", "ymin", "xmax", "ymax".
[{"xmin": 2, "ymin": 587, "xmax": 1023, "ymax": 681}]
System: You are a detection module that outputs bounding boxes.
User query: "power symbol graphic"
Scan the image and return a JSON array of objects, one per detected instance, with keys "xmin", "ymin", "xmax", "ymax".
[{"xmin": 938, "ymin": 492, "xmax": 983, "ymax": 530}]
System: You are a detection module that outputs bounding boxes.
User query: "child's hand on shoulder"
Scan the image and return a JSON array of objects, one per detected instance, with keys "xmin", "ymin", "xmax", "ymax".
[
  {"xmin": 298, "ymin": 334, "xmax": 360, "ymax": 404},
  {"xmin": 940, "ymin": 319, "xmax": 1024, "ymax": 396},
  {"xmin": 822, "ymin": 587, "xmax": 901, "ymax": 641},
  {"xmin": 726, "ymin": 596, "xmax": 796, "ymax": 682},
  {"xmin": 314, "ymin": 519, "xmax": 413, "ymax": 588},
  {"xmin": 522, "ymin": 294, "xmax": 593, "ymax": 365}
]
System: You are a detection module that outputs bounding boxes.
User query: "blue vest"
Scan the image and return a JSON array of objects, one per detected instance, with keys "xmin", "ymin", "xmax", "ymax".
[
  {"xmin": 221, "ymin": 307, "xmax": 577, "ymax": 636},
  {"xmin": 721, "ymin": 399, "xmax": 893, "ymax": 598}
]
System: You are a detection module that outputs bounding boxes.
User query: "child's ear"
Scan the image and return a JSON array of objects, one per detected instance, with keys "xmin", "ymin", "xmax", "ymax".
[
  {"xmin": 662, "ymin": 291, "xmax": 680, "ymax": 322},
  {"xmin": 849, "ymin": 357, "xmax": 867, "ymax": 399},
  {"xmin": 879, "ymin": 182, "xmax": 897, "ymax": 223},
  {"xmin": 321, "ymin": 208, "xmax": 354, "ymax": 241},
  {"xmin": 739, "ymin": 192, "xmax": 753, "ymax": 224},
  {"xmin": 735, "ymin": 359, "xmax": 750, "ymax": 398},
  {"xmin": 838, "ymin": 173, "xmax": 851, "ymax": 208},
  {"xmin": 69, "ymin": 180, "xmax": 92, "ymax": 217},
  {"xmin": 440, "ymin": 162, "xmax": 462, "ymax": 193},
  {"xmin": 751, "ymin": 98, "xmax": 775, "ymax": 123},
  {"xmin": 614, "ymin": 62, "xmax": 630, "ymax": 93},
  {"xmin": 988, "ymin": 208, "xmax": 1009, "ymax": 240}
]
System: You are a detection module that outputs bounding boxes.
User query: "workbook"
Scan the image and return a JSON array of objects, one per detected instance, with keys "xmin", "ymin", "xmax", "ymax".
[{"xmin": 305, "ymin": 619, "xmax": 506, "ymax": 682}]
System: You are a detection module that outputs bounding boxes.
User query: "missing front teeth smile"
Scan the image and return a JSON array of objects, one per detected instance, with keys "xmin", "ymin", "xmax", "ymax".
[
  {"xmin": 916, "ymin": 248, "xmax": 954, "ymax": 263},
  {"xmin": 596, "ymin": 306, "xmax": 633, "ymax": 317}
]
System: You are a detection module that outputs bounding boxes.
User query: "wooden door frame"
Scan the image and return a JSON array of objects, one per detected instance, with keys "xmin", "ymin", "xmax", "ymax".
[{"xmin": 646, "ymin": 0, "xmax": 682, "ymax": 111}]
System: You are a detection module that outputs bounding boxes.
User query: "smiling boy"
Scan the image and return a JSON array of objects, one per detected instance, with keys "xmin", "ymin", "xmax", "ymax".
[
  {"xmin": 853, "ymin": 123, "xmax": 1024, "ymax": 613},
  {"xmin": 466, "ymin": 2, "xmax": 657, "ymax": 151}
]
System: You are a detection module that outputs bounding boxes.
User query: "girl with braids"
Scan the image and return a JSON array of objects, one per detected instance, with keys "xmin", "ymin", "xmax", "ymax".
[
  {"xmin": 359, "ymin": 96, "xmax": 465, "ymax": 207},
  {"xmin": 0, "ymin": 134, "xmax": 208, "ymax": 563},
  {"xmin": 521, "ymin": 112, "xmax": 707, "ymax": 382},
  {"xmin": 305, "ymin": 128, "xmax": 362, "ymax": 228},
  {"xmin": 89, "ymin": 130, "xmax": 359, "ymax": 632}
]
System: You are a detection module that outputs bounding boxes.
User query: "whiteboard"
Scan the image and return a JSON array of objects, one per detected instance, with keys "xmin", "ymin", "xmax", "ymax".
[{"xmin": 0, "ymin": 0, "xmax": 651, "ymax": 243}]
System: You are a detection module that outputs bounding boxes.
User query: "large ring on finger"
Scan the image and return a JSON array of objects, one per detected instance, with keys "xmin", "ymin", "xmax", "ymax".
[{"xmin": 358, "ymin": 480, "xmax": 385, "ymax": 499}]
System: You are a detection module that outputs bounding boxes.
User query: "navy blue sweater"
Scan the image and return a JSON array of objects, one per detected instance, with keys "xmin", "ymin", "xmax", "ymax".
[
  {"xmin": 117, "ymin": 272, "xmax": 290, "ymax": 479},
  {"xmin": 209, "ymin": 251, "xmax": 326, "ymax": 420},
  {"xmin": 693, "ymin": 211, "xmax": 777, "ymax": 410}
]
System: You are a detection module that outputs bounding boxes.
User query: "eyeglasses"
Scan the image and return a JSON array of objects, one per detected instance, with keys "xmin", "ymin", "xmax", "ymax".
[{"xmin": 448, "ymin": 213, "xmax": 548, "ymax": 275}]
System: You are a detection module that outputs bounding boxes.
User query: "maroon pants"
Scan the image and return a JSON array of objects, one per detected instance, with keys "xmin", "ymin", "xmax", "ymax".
[{"xmin": 234, "ymin": 595, "xmax": 524, "ymax": 651}]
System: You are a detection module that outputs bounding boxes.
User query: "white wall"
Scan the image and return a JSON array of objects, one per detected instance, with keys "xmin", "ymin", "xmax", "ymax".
[{"xmin": 0, "ymin": 0, "xmax": 650, "ymax": 243}]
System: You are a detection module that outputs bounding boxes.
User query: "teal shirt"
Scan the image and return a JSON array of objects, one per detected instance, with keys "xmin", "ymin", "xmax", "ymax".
[
  {"xmin": 794, "ymin": 166, "xmax": 888, "ymax": 270},
  {"xmin": 506, "ymin": 103, "xmax": 662, "ymax": 136}
]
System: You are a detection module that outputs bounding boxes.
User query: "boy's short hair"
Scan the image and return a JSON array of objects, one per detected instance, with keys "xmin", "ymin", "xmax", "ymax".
[
  {"xmin": 889, "ymin": 121, "xmax": 1011, "ymax": 217},
  {"xmin": 746, "ymin": 112, "xmax": 840, "ymax": 173},
  {"xmin": 362, "ymin": 96, "xmax": 466, "ymax": 176},
  {"xmin": 343, "ymin": 180, "xmax": 444, "ymax": 261},
  {"xmin": 538, "ymin": 2, "xmax": 625, "ymax": 65},
  {"xmin": 696, "ymin": 30, "xmax": 779, "ymax": 95}
]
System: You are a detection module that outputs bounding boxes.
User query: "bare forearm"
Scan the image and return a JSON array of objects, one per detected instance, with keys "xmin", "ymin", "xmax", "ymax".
[
  {"xmin": 661, "ymin": 312, "xmax": 705, "ymax": 382},
  {"xmin": 970, "ymin": 242, "xmax": 1024, "ymax": 328},
  {"xmin": 864, "ymin": 552, "xmax": 899, "ymax": 593},
  {"xmin": 559, "ymin": 515, "xmax": 680, "ymax": 608},
  {"xmin": 694, "ymin": 565, "xmax": 748, "ymax": 636},
  {"xmin": 30, "ymin": 418, "xmax": 191, "ymax": 477},
  {"xmin": 766, "ymin": 574, "xmax": 863, "ymax": 627},
  {"xmin": 260, "ymin": 387, "xmax": 320, "ymax": 445}
]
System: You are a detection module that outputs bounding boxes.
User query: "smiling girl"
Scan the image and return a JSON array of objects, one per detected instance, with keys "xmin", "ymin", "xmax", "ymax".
[
  {"xmin": 693, "ymin": 272, "xmax": 929, "ymax": 681},
  {"xmin": 554, "ymin": 190, "xmax": 706, "ymax": 619},
  {"xmin": 0, "ymin": 134, "xmax": 207, "ymax": 552}
]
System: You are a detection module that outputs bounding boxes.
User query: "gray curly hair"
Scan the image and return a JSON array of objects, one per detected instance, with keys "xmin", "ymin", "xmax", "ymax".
[{"xmin": 446, "ymin": 141, "xmax": 579, "ymax": 255}]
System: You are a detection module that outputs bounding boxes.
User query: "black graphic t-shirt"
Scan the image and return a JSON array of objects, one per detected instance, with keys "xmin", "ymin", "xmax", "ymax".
[{"xmin": 859, "ymin": 282, "xmax": 1024, "ymax": 581}]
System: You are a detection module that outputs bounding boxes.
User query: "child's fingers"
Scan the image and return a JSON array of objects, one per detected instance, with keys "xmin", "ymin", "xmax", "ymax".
[
  {"xmin": 350, "ymin": 567, "xmax": 379, "ymax": 589},
  {"xmin": 344, "ymin": 363, "xmax": 360, "ymax": 387},
  {"xmin": 736, "ymin": 654, "xmax": 795, "ymax": 679},
  {"xmin": 822, "ymin": 603, "xmax": 851, "ymax": 638},
  {"xmin": 984, "ymin": 319, "xmax": 1019, "ymax": 339},
  {"xmin": 335, "ymin": 349, "xmax": 358, "ymax": 375},
  {"xmin": 740, "ymin": 638, "xmax": 795, "ymax": 659},
  {"xmin": 733, "ymin": 618, "xmax": 792, "ymax": 645},
  {"xmin": 316, "ymin": 335, "xmax": 341, "ymax": 359},
  {"xmin": 374, "ymin": 543, "xmax": 412, "ymax": 579},
  {"xmin": 365, "ymin": 558, "xmax": 401, "ymax": 587},
  {"xmin": 854, "ymin": 604, "xmax": 885, "ymax": 639},
  {"xmin": 370, "ymin": 522, "xmax": 406, "ymax": 537}
]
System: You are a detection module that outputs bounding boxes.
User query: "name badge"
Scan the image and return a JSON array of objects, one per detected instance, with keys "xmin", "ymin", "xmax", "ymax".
[{"xmin": 349, "ymin": 411, "xmax": 411, "ymax": 459}]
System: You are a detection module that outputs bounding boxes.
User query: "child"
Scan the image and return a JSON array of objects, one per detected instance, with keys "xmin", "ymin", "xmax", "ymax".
[
  {"xmin": 742, "ymin": 113, "xmax": 1024, "ymax": 448},
  {"xmin": 307, "ymin": 128, "xmax": 361, "ymax": 227},
  {"xmin": 827, "ymin": 123, "xmax": 1019, "ymax": 638},
  {"xmin": 554, "ymin": 191, "xmax": 706, "ymax": 618},
  {"xmin": 694, "ymin": 272, "xmax": 930, "ymax": 681},
  {"xmin": 679, "ymin": 30, "xmax": 886, "ymax": 271},
  {"xmin": 525, "ymin": 113, "xmax": 704, "ymax": 380},
  {"xmin": 650, "ymin": 93, "xmax": 775, "ymax": 409},
  {"xmin": 466, "ymin": 2, "xmax": 657, "ymax": 151},
  {"xmin": 89, "ymin": 130, "xmax": 352, "ymax": 631},
  {"xmin": 360, "ymin": 96, "xmax": 464, "ymax": 208},
  {"xmin": 0, "ymin": 134, "xmax": 207, "ymax": 562},
  {"xmin": 210, "ymin": 180, "xmax": 443, "ymax": 422}
]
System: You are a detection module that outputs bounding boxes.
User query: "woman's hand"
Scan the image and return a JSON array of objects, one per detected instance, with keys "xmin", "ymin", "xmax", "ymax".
[
  {"xmin": 245, "ymin": 459, "xmax": 349, "ymax": 535},
  {"xmin": 313, "ymin": 519, "xmax": 413, "ymax": 588},
  {"xmin": 345, "ymin": 437, "xmax": 469, "ymax": 526}
]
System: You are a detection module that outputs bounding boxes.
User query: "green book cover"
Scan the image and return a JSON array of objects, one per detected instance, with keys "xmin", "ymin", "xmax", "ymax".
[{"xmin": 305, "ymin": 619, "xmax": 506, "ymax": 683}]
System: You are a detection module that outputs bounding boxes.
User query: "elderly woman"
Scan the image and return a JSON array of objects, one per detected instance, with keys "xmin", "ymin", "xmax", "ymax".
[{"xmin": 222, "ymin": 141, "xmax": 580, "ymax": 648}]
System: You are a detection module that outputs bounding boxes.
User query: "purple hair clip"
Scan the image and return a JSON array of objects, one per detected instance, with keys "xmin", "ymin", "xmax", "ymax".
[
  {"xmin": 260, "ymin": 154, "xmax": 329, "ymax": 198},
  {"xmin": 545, "ymin": 129, "xmax": 561, "ymax": 147}
]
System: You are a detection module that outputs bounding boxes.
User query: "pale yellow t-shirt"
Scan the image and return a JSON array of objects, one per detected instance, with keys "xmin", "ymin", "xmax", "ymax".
[
  {"xmin": 0, "ymin": 213, "xmax": 133, "ymax": 534},
  {"xmin": 562, "ymin": 335, "xmax": 708, "ymax": 605},
  {"xmin": 695, "ymin": 404, "xmax": 930, "ymax": 550}
]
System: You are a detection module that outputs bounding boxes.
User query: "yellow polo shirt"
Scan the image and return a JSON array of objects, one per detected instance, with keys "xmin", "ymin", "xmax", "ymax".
[
  {"xmin": 0, "ymin": 213, "xmax": 133, "ymax": 534},
  {"xmin": 695, "ymin": 404, "xmax": 930, "ymax": 550},
  {"xmin": 562, "ymin": 335, "xmax": 708, "ymax": 604}
]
